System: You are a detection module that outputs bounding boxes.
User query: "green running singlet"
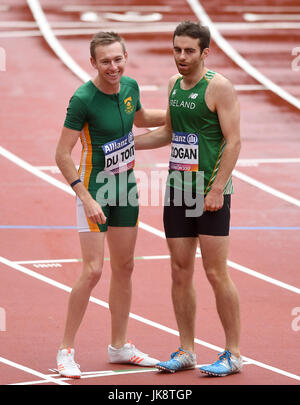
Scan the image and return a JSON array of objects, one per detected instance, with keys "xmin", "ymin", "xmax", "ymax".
[
  {"xmin": 64, "ymin": 77, "xmax": 141, "ymax": 231},
  {"xmin": 168, "ymin": 70, "xmax": 233, "ymax": 195}
]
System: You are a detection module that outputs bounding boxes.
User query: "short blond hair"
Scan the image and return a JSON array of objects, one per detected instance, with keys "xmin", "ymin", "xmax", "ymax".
[{"xmin": 90, "ymin": 31, "xmax": 126, "ymax": 59}]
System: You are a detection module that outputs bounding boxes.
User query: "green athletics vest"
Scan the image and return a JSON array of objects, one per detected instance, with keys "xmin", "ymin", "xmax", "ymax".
[
  {"xmin": 64, "ymin": 77, "xmax": 142, "ymax": 195},
  {"xmin": 168, "ymin": 70, "xmax": 233, "ymax": 195}
]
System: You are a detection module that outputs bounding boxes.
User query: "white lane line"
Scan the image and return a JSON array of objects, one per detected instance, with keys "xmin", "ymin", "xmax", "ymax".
[
  {"xmin": 1, "ymin": 256, "xmax": 299, "ymax": 382},
  {"xmin": 186, "ymin": 0, "xmax": 300, "ymax": 110},
  {"xmin": 0, "ymin": 255, "xmax": 108, "ymax": 311},
  {"xmin": 4, "ymin": 359, "xmax": 282, "ymax": 385},
  {"xmin": 234, "ymin": 84, "xmax": 266, "ymax": 91},
  {"xmin": 14, "ymin": 256, "xmax": 171, "ymax": 265},
  {"xmin": 0, "ymin": 21, "xmax": 167, "ymax": 28},
  {"xmin": 215, "ymin": 22, "xmax": 300, "ymax": 30},
  {"xmin": 102, "ymin": 12, "xmax": 163, "ymax": 23},
  {"xmin": 23, "ymin": 0, "xmax": 300, "ymax": 211},
  {"xmin": 139, "ymin": 222, "xmax": 300, "ymax": 295},
  {"xmin": 62, "ymin": 5, "xmax": 172, "ymax": 12},
  {"xmin": 7, "ymin": 0, "xmax": 300, "ymax": 380},
  {"xmin": 154, "ymin": 162, "xmax": 300, "ymax": 209},
  {"xmin": 0, "ymin": 356, "xmax": 69, "ymax": 385},
  {"xmin": 34, "ymin": 158, "xmax": 300, "ymax": 173},
  {"xmin": 13, "ymin": 368, "xmax": 158, "ymax": 385},
  {"xmin": 225, "ymin": 6, "xmax": 300, "ymax": 12},
  {"xmin": 12, "ymin": 255, "xmax": 300, "ymax": 295},
  {"xmin": 28, "ymin": 0, "xmax": 176, "ymax": 82},
  {"xmin": 236, "ymin": 158, "xmax": 300, "ymax": 166},
  {"xmin": 0, "ymin": 146, "xmax": 74, "ymax": 196},
  {"xmin": 233, "ymin": 169, "xmax": 300, "ymax": 208},
  {"xmin": 15, "ymin": 258, "xmax": 81, "ymax": 265},
  {"xmin": 226, "ymin": 259, "xmax": 300, "ymax": 295},
  {"xmin": 27, "ymin": 0, "xmax": 91, "ymax": 83},
  {"xmin": 0, "ymin": 30, "xmax": 42, "ymax": 38},
  {"xmin": 4, "ymin": 0, "xmax": 300, "ymax": 292},
  {"xmin": 1, "ymin": 141, "xmax": 300, "ymax": 293},
  {"xmin": 1, "ymin": 22, "xmax": 300, "ymax": 39},
  {"xmin": 244, "ymin": 13, "xmax": 300, "ymax": 21},
  {"xmin": 156, "ymin": 158, "xmax": 300, "ymax": 167}
]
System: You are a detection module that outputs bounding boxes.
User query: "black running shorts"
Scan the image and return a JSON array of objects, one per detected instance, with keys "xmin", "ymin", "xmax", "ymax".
[{"xmin": 163, "ymin": 186, "xmax": 231, "ymax": 238}]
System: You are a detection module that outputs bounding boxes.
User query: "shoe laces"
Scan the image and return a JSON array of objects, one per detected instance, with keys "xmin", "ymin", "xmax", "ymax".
[
  {"xmin": 216, "ymin": 350, "xmax": 232, "ymax": 368},
  {"xmin": 62, "ymin": 350, "xmax": 80, "ymax": 370},
  {"xmin": 171, "ymin": 348, "xmax": 187, "ymax": 360}
]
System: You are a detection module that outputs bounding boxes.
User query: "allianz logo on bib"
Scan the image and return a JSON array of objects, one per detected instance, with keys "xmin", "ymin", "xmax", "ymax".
[
  {"xmin": 187, "ymin": 134, "xmax": 197, "ymax": 145},
  {"xmin": 172, "ymin": 132, "xmax": 198, "ymax": 145},
  {"xmin": 128, "ymin": 131, "xmax": 134, "ymax": 143}
]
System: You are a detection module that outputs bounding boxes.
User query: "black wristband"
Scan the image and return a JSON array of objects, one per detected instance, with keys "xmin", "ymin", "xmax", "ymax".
[{"xmin": 70, "ymin": 179, "xmax": 81, "ymax": 188}]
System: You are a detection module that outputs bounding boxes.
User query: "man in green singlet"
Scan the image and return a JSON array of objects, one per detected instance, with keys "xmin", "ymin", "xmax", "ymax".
[
  {"xmin": 135, "ymin": 21, "xmax": 242, "ymax": 377},
  {"xmin": 55, "ymin": 32, "xmax": 165, "ymax": 378}
]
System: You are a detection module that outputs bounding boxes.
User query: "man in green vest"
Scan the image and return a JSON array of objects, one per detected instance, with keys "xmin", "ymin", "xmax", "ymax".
[
  {"xmin": 135, "ymin": 21, "xmax": 242, "ymax": 377},
  {"xmin": 55, "ymin": 31, "xmax": 164, "ymax": 378}
]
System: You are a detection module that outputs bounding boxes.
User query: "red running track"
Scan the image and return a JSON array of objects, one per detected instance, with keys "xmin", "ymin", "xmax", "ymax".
[{"xmin": 0, "ymin": 0, "xmax": 299, "ymax": 390}]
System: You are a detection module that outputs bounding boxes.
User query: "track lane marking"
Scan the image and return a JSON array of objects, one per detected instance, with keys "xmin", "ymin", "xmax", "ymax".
[
  {"xmin": 186, "ymin": 0, "xmax": 300, "ymax": 110},
  {"xmin": 8, "ymin": 360, "xmax": 255, "ymax": 385},
  {"xmin": 25, "ymin": 0, "xmax": 300, "ymax": 210},
  {"xmin": 225, "ymin": 6, "xmax": 300, "ymax": 12},
  {"xmin": 13, "ymin": 367, "xmax": 158, "ymax": 385},
  {"xmin": 2, "ymin": 22, "xmax": 300, "ymax": 39},
  {"xmin": 0, "ymin": 255, "xmax": 299, "ymax": 382},
  {"xmin": 10, "ymin": 255, "xmax": 300, "ymax": 294},
  {"xmin": 33, "ymin": 157, "xmax": 300, "ymax": 173},
  {"xmin": 0, "ymin": 356, "xmax": 69, "ymax": 385},
  {"xmin": 0, "ymin": 0, "xmax": 294, "ymax": 384},
  {"xmin": 233, "ymin": 169, "xmax": 300, "ymax": 208},
  {"xmin": 27, "ymin": 0, "xmax": 300, "ymax": 110},
  {"xmin": 1, "ymin": 136, "xmax": 299, "ymax": 294},
  {"xmin": 244, "ymin": 13, "xmax": 300, "ymax": 21}
]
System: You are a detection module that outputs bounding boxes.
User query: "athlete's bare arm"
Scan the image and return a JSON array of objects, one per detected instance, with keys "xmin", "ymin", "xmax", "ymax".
[
  {"xmin": 133, "ymin": 107, "xmax": 166, "ymax": 128},
  {"xmin": 55, "ymin": 127, "xmax": 106, "ymax": 224},
  {"xmin": 204, "ymin": 74, "xmax": 241, "ymax": 211},
  {"xmin": 134, "ymin": 74, "xmax": 180, "ymax": 150}
]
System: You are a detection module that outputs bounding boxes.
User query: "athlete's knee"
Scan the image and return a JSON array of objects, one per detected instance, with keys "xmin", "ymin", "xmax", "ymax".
[
  {"xmin": 111, "ymin": 258, "xmax": 134, "ymax": 280},
  {"xmin": 82, "ymin": 260, "xmax": 103, "ymax": 288},
  {"xmin": 204, "ymin": 264, "xmax": 228, "ymax": 288},
  {"xmin": 171, "ymin": 260, "xmax": 194, "ymax": 287}
]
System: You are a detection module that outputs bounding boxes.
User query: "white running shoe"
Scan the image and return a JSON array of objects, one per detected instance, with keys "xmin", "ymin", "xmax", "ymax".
[
  {"xmin": 108, "ymin": 342, "xmax": 160, "ymax": 367},
  {"xmin": 56, "ymin": 347, "xmax": 81, "ymax": 379}
]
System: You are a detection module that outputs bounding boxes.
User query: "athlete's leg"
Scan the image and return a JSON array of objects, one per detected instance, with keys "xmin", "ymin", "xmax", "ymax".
[
  {"xmin": 106, "ymin": 226, "xmax": 138, "ymax": 348},
  {"xmin": 199, "ymin": 234, "xmax": 241, "ymax": 357},
  {"xmin": 166, "ymin": 237, "xmax": 198, "ymax": 353},
  {"xmin": 60, "ymin": 232, "xmax": 105, "ymax": 349}
]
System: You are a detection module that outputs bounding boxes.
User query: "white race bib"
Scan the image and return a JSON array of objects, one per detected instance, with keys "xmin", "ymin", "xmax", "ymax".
[
  {"xmin": 169, "ymin": 131, "xmax": 198, "ymax": 171},
  {"xmin": 102, "ymin": 132, "xmax": 135, "ymax": 174}
]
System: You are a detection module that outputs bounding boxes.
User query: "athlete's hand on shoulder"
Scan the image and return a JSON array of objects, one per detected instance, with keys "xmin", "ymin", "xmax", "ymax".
[
  {"xmin": 204, "ymin": 189, "xmax": 224, "ymax": 212},
  {"xmin": 82, "ymin": 195, "xmax": 107, "ymax": 224}
]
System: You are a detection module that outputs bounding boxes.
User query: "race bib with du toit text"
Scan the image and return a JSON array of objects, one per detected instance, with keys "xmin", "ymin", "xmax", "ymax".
[{"xmin": 102, "ymin": 131, "xmax": 135, "ymax": 174}]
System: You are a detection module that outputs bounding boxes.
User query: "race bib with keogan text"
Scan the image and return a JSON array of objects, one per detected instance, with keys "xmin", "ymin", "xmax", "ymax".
[{"xmin": 169, "ymin": 131, "xmax": 198, "ymax": 171}]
